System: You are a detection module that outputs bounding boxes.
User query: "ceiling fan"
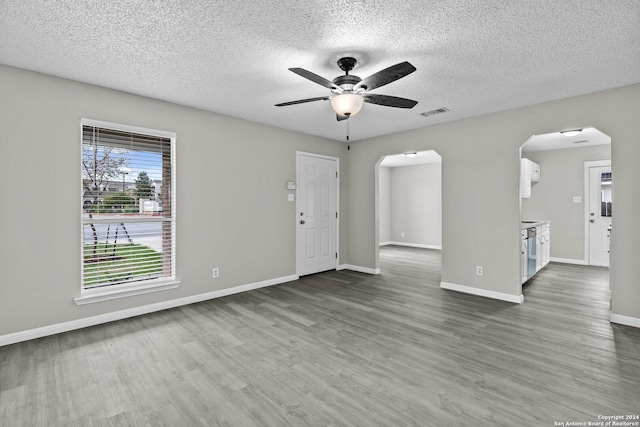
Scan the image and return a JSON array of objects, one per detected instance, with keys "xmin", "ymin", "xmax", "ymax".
[{"xmin": 275, "ymin": 57, "xmax": 418, "ymax": 121}]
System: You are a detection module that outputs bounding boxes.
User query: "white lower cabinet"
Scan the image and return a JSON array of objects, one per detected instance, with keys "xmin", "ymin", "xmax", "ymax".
[
  {"xmin": 536, "ymin": 230, "xmax": 544, "ymax": 272},
  {"xmin": 543, "ymin": 228, "xmax": 550, "ymax": 268},
  {"xmin": 536, "ymin": 223, "xmax": 551, "ymax": 271},
  {"xmin": 535, "ymin": 223, "xmax": 550, "ymax": 272}
]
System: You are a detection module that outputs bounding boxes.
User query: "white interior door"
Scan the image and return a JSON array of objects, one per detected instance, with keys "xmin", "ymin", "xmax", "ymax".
[
  {"xmin": 588, "ymin": 165, "xmax": 612, "ymax": 267},
  {"xmin": 296, "ymin": 153, "xmax": 338, "ymax": 276}
]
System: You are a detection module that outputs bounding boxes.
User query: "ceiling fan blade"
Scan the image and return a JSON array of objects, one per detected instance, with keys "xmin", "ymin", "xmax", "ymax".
[
  {"xmin": 275, "ymin": 96, "xmax": 330, "ymax": 107},
  {"xmin": 289, "ymin": 68, "xmax": 339, "ymax": 90},
  {"xmin": 355, "ymin": 61, "xmax": 416, "ymax": 91},
  {"xmin": 336, "ymin": 113, "xmax": 350, "ymax": 121},
  {"xmin": 363, "ymin": 94, "xmax": 418, "ymax": 109}
]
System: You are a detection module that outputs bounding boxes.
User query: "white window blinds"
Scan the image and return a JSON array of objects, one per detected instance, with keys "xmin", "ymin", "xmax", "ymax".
[{"xmin": 81, "ymin": 122, "xmax": 175, "ymax": 290}]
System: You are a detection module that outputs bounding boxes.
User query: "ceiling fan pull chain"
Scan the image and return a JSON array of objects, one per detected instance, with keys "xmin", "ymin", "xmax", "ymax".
[{"xmin": 346, "ymin": 120, "xmax": 350, "ymax": 150}]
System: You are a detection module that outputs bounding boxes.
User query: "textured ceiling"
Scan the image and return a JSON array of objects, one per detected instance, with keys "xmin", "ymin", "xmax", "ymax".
[{"xmin": 1, "ymin": 0, "xmax": 639, "ymax": 142}]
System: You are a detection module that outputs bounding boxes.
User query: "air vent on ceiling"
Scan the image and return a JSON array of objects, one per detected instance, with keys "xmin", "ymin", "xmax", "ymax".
[
  {"xmin": 420, "ymin": 107, "xmax": 449, "ymax": 117},
  {"xmin": 573, "ymin": 140, "xmax": 589, "ymax": 144}
]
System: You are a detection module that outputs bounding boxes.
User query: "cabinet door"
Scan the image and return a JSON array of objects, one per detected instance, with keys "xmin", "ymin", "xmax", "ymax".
[
  {"xmin": 536, "ymin": 234, "xmax": 543, "ymax": 271},
  {"xmin": 543, "ymin": 231, "xmax": 550, "ymax": 266},
  {"xmin": 531, "ymin": 163, "xmax": 541, "ymax": 182}
]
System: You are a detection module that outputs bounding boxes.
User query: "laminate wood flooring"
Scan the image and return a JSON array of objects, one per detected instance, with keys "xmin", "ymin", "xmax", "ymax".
[{"xmin": 1, "ymin": 246, "xmax": 639, "ymax": 426}]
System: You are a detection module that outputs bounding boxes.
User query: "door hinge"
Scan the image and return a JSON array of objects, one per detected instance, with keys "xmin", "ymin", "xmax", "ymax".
[
  {"xmin": 336, "ymin": 171, "xmax": 338, "ymax": 178},
  {"xmin": 335, "ymin": 252, "xmax": 338, "ymax": 259},
  {"xmin": 336, "ymin": 212, "xmax": 338, "ymax": 218}
]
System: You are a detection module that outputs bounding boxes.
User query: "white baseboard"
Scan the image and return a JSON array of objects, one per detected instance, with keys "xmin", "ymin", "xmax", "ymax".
[
  {"xmin": 380, "ymin": 241, "xmax": 442, "ymax": 250},
  {"xmin": 610, "ymin": 312, "xmax": 640, "ymax": 329},
  {"xmin": 337, "ymin": 264, "xmax": 381, "ymax": 275},
  {"xmin": 0, "ymin": 274, "xmax": 299, "ymax": 347},
  {"xmin": 550, "ymin": 257, "xmax": 588, "ymax": 265},
  {"xmin": 440, "ymin": 281, "xmax": 524, "ymax": 304}
]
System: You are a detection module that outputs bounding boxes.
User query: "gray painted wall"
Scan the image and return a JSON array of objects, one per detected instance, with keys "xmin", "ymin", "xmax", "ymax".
[
  {"xmin": 0, "ymin": 65, "xmax": 348, "ymax": 336},
  {"xmin": 522, "ymin": 145, "xmax": 611, "ymax": 262},
  {"xmin": 380, "ymin": 163, "xmax": 442, "ymax": 247},
  {"xmin": 1, "ymin": 64, "xmax": 639, "ymax": 337},
  {"xmin": 356, "ymin": 84, "xmax": 640, "ymax": 320}
]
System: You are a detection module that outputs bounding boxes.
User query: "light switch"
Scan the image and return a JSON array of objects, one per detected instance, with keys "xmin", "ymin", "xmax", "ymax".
[
  {"xmin": 288, "ymin": 194, "xmax": 295, "ymax": 202},
  {"xmin": 287, "ymin": 181, "xmax": 296, "ymax": 190},
  {"xmin": 573, "ymin": 196, "xmax": 582, "ymax": 203}
]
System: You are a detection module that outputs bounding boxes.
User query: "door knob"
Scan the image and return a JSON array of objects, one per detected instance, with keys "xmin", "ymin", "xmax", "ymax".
[
  {"xmin": 590, "ymin": 219, "xmax": 595, "ymax": 223},
  {"xmin": 300, "ymin": 220, "xmax": 305, "ymax": 224}
]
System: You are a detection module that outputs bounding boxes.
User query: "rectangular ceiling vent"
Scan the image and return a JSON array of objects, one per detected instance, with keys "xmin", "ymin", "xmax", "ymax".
[
  {"xmin": 420, "ymin": 107, "xmax": 449, "ymax": 117},
  {"xmin": 573, "ymin": 139, "xmax": 589, "ymax": 144}
]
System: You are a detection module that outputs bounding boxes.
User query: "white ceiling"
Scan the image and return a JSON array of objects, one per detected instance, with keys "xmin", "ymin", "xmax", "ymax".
[
  {"xmin": 522, "ymin": 127, "xmax": 611, "ymax": 152},
  {"xmin": 1, "ymin": 1, "xmax": 639, "ymax": 142}
]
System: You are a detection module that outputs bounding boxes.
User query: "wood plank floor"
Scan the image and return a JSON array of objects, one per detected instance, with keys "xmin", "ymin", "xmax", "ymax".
[{"xmin": 1, "ymin": 246, "xmax": 639, "ymax": 426}]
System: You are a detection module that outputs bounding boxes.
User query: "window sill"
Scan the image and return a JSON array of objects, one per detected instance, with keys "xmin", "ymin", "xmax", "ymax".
[{"xmin": 74, "ymin": 279, "xmax": 181, "ymax": 305}]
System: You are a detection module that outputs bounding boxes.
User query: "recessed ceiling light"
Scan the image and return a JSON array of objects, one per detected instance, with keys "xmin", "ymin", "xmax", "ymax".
[
  {"xmin": 561, "ymin": 129, "xmax": 583, "ymax": 137},
  {"xmin": 404, "ymin": 152, "xmax": 418, "ymax": 157}
]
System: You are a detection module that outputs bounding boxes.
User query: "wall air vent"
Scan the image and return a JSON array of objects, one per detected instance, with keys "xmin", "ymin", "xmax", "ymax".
[
  {"xmin": 573, "ymin": 140, "xmax": 589, "ymax": 144},
  {"xmin": 420, "ymin": 107, "xmax": 449, "ymax": 117}
]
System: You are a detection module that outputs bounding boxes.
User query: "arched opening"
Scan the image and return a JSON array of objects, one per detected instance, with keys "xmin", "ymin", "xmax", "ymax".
[
  {"xmin": 375, "ymin": 149, "xmax": 443, "ymax": 278},
  {"xmin": 519, "ymin": 126, "xmax": 611, "ymax": 296}
]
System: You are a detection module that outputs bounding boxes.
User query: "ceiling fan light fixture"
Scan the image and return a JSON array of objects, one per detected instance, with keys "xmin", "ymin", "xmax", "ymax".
[
  {"xmin": 404, "ymin": 151, "xmax": 418, "ymax": 157},
  {"xmin": 331, "ymin": 93, "xmax": 364, "ymax": 117},
  {"xmin": 561, "ymin": 129, "xmax": 583, "ymax": 137}
]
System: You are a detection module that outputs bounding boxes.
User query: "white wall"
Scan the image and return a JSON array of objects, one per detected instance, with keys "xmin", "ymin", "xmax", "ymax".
[
  {"xmin": 348, "ymin": 84, "xmax": 640, "ymax": 321},
  {"xmin": 522, "ymin": 144, "xmax": 611, "ymax": 262},
  {"xmin": 0, "ymin": 65, "xmax": 348, "ymax": 337},
  {"xmin": 380, "ymin": 163, "xmax": 442, "ymax": 248}
]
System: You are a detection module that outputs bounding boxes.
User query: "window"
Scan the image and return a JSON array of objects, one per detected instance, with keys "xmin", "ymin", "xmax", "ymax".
[
  {"xmin": 600, "ymin": 172, "xmax": 612, "ymax": 217},
  {"xmin": 77, "ymin": 119, "xmax": 177, "ymax": 304}
]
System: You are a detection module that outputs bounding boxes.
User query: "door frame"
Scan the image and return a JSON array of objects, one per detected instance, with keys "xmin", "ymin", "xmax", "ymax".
[
  {"xmin": 295, "ymin": 151, "xmax": 340, "ymax": 276},
  {"xmin": 584, "ymin": 159, "xmax": 611, "ymax": 265}
]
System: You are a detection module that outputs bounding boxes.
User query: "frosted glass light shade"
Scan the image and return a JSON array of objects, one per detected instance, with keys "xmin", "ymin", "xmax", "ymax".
[{"xmin": 331, "ymin": 94, "xmax": 364, "ymax": 116}]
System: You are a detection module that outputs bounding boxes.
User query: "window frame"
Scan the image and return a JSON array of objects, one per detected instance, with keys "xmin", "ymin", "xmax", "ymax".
[{"xmin": 75, "ymin": 118, "xmax": 179, "ymax": 305}]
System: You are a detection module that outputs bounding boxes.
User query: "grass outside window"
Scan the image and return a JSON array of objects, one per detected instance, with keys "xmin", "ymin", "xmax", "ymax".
[{"xmin": 83, "ymin": 243, "xmax": 162, "ymax": 288}]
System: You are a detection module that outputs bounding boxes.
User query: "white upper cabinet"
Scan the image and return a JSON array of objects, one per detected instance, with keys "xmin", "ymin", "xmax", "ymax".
[
  {"xmin": 520, "ymin": 158, "xmax": 541, "ymax": 198},
  {"xmin": 530, "ymin": 160, "xmax": 541, "ymax": 182}
]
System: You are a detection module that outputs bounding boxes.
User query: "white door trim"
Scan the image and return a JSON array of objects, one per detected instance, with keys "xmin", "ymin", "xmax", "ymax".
[
  {"xmin": 296, "ymin": 151, "xmax": 340, "ymax": 276},
  {"xmin": 584, "ymin": 159, "xmax": 611, "ymax": 265}
]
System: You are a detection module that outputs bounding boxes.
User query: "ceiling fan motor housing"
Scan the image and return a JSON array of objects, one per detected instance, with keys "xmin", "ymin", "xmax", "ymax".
[
  {"xmin": 334, "ymin": 57, "xmax": 366, "ymax": 92},
  {"xmin": 332, "ymin": 75, "xmax": 363, "ymax": 93}
]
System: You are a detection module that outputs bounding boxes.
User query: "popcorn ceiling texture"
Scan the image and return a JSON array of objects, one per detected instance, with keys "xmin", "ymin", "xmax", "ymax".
[{"xmin": 1, "ymin": 0, "xmax": 638, "ymax": 141}]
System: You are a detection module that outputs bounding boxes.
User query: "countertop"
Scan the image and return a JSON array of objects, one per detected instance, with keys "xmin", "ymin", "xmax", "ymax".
[{"xmin": 521, "ymin": 220, "xmax": 550, "ymax": 229}]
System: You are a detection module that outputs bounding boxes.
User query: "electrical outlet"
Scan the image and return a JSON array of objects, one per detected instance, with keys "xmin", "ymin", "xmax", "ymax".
[
  {"xmin": 476, "ymin": 266, "xmax": 483, "ymax": 276},
  {"xmin": 212, "ymin": 268, "xmax": 219, "ymax": 278}
]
